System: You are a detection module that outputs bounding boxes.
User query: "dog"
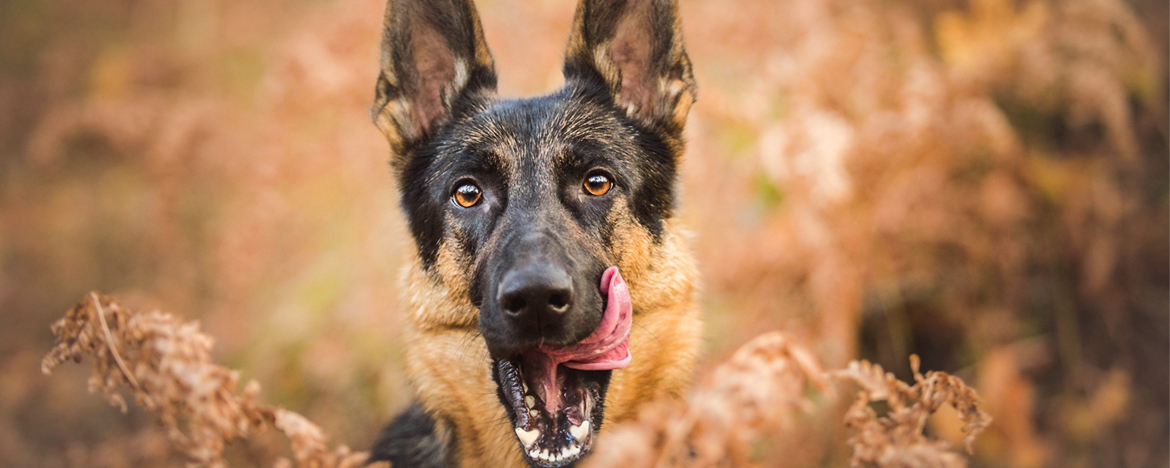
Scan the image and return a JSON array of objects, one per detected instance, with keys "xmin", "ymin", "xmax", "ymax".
[{"xmin": 365, "ymin": 0, "xmax": 701, "ymax": 466}]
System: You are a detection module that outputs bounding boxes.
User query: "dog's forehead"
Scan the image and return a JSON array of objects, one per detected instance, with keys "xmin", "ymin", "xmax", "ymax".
[{"xmin": 456, "ymin": 92, "xmax": 625, "ymax": 164}]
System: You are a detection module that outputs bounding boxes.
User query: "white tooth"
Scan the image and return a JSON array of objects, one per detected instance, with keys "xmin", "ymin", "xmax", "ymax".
[
  {"xmin": 522, "ymin": 380, "xmax": 529, "ymax": 393},
  {"xmin": 525, "ymin": 395, "xmax": 535, "ymax": 408},
  {"xmin": 569, "ymin": 420, "xmax": 590, "ymax": 442},
  {"xmin": 515, "ymin": 427, "xmax": 540, "ymax": 448},
  {"xmin": 529, "ymin": 409, "xmax": 539, "ymax": 418},
  {"xmin": 567, "ymin": 445, "xmax": 580, "ymax": 457},
  {"xmin": 554, "ymin": 452, "xmax": 563, "ymax": 462},
  {"xmin": 541, "ymin": 449, "xmax": 550, "ymax": 460}
]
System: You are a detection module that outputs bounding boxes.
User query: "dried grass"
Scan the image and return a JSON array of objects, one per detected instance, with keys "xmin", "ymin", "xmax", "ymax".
[
  {"xmin": 583, "ymin": 332, "xmax": 829, "ymax": 468},
  {"xmin": 41, "ymin": 292, "xmax": 387, "ymax": 468},
  {"xmin": 44, "ymin": 293, "xmax": 992, "ymax": 468},
  {"xmin": 583, "ymin": 333, "xmax": 990, "ymax": 468},
  {"xmin": 834, "ymin": 358, "xmax": 992, "ymax": 468}
]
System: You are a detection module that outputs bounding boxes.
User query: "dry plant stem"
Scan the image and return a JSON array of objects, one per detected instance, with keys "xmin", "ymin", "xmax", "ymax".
[
  {"xmin": 92, "ymin": 292, "xmax": 141, "ymax": 392},
  {"xmin": 41, "ymin": 292, "xmax": 387, "ymax": 468}
]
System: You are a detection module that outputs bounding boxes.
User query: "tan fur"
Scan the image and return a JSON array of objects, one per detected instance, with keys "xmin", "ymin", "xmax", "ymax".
[{"xmin": 402, "ymin": 221, "xmax": 701, "ymax": 468}]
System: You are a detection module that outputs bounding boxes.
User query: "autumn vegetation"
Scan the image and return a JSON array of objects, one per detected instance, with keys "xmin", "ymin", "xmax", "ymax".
[
  {"xmin": 43, "ymin": 293, "xmax": 990, "ymax": 467},
  {"xmin": 1, "ymin": 0, "xmax": 1165, "ymax": 466}
]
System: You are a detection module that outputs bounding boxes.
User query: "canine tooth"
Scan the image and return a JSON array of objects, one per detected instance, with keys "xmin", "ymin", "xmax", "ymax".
[
  {"xmin": 525, "ymin": 395, "xmax": 535, "ymax": 408},
  {"xmin": 515, "ymin": 427, "xmax": 540, "ymax": 448},
  {"xmin": 569, "ymin": 420, "xmax": 590, "ymax": 442}
]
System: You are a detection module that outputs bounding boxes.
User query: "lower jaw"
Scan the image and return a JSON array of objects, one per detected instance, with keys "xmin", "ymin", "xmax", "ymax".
[{"xmin": 494, "ymin": 357, "xmax": 610, "ymax": 467}]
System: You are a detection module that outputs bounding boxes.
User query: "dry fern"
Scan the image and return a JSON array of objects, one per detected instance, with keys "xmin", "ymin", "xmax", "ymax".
[
  {"xmin": 584, "ymin": 332, "xmax": 830, "ymax": 468},
  {"xmin": 44, "ymin": 293, "xmax": 992, "ymax": 468},
  {"xmin": 41, "ymin": 292, "xmax": 386, "ymax": 468},
  {"xmin": 587, "ymin": 335, "xmax": 992, "ymax": 468},
  {"xmin": 834, "ymin": 356, "xmax": 993, "ymax": 468}
]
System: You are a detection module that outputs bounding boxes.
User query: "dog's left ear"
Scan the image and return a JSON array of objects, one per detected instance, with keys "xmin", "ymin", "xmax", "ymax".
[
  {"xmin": 563, "ymin": 0, "xmax": 696, "ymax": 135},
  {"xmin": 372, "ymin": 0, "xmax": 496, "ymax": 160}
]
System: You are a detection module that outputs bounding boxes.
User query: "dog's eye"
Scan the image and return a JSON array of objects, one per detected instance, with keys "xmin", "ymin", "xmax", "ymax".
[
  {"xmin": 583, "ymin": 172, "xmax": 613, "ymax": 196},
  {"xmin": 452, "ymin": 183, "xmax": 483, "ymax": 208}
]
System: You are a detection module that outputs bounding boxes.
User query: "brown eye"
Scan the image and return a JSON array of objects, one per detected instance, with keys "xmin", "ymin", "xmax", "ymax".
[
  {"xmin": 584, "ymin": 172, "xmax": 613, "ymax": 196},
  {"xmin": 452, "ymin": 183, "xmax": 482, "ymax": 208}
]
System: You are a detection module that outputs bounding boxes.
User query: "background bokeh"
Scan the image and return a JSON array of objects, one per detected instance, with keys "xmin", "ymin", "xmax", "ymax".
[{"xmin": 0, "ymin": 0, "xmax": 1166, "ymax": 466}]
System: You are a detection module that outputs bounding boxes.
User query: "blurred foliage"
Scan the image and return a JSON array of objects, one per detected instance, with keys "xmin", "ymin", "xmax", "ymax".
[
  {"xmin": 0, "ymin": 0, "xmax": 1165, "ymax": 467},
  {"xmin": 41, "ymin": 293, "xmax": 385, "ymax": 468}
]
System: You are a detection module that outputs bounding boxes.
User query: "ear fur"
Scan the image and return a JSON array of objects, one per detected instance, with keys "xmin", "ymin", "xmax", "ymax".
[
  {"xmin": 564, "ymin": 0, "xmax": 696, "ymax": 135},
  {"xmin": 372, "ymin": 0, "xmax": 496, "ymax": 161}
]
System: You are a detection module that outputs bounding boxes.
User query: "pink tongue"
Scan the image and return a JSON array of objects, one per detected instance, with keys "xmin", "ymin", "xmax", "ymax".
[{"xmin": 522, "ymin": 267, "xmax": 633, "ymax": 412}]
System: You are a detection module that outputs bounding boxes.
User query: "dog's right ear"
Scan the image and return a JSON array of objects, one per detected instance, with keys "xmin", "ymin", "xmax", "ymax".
[{"xmin": 372, "ymin": 0, "xmax": 496, "ymax": 161}]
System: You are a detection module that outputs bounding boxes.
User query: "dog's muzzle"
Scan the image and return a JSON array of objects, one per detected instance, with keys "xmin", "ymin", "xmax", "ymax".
[{"xmin": 492, "ymin": 267, "xmax": 633, "ymax": 467}]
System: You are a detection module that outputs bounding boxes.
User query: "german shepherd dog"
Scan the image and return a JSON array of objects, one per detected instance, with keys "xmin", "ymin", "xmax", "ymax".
[{"xmin": 366, "ymin": 0, "xmax": 701, "ymax": 466}]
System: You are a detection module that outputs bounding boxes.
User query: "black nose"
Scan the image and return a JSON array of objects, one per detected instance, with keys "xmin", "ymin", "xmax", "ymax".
[{"xmin": 497, "ymin": 264, "xmax": 574, "ymax": 326}]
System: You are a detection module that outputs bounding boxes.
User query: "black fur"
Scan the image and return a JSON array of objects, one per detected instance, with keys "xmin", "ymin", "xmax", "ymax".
[{"xmin": 368, "ymin": 404, "xmax": 453, "ymax": 468}]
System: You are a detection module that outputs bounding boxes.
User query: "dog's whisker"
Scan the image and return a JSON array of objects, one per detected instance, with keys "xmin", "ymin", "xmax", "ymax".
[
  {"xmin": 633, "ymin": 321, "xmax": 665, "ymax": 348},
  {"xmin": 455, "ymin": 329, "xmax": 484, "ymax": 361}
]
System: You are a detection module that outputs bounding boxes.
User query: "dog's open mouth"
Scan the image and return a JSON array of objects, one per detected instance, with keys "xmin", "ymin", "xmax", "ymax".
[{"xmin": 493, "ymin": 267, "xmax": 633, "ymax": 467}]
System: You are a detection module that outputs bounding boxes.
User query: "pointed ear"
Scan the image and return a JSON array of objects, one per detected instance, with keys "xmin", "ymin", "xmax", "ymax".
[
  {"xmin": 563, "ymin": 0, "xmax": 696, "ymax": 134},
  {"xmin": 372, "ymin": 0, "xmax": 496, "ymax": 159}
]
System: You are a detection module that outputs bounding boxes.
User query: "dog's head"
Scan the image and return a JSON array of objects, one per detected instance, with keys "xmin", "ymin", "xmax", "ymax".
[{"xmin": 372, "ymin": 0, "xmax": 694, "ymax": 465}]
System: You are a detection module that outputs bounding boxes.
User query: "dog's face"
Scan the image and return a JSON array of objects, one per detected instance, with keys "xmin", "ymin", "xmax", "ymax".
[
  {"xmin": 411, "ymin": 91, "xmax": 665, "ymax": 350},
  {"xmin": 372, "ymin": 0, "xmax": 694, "ymax": 466}
]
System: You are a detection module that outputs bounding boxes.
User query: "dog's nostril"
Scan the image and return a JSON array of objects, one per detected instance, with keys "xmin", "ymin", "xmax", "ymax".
[
  {"xmin": 505, "ymin": 298, "xmax": 527, "ymax": 315},
  {"xmin": 548, "ymin": 293, "xmax": 569, "ymax": 312}
]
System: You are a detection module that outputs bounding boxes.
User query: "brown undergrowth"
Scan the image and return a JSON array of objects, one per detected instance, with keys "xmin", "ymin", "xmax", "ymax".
[
  {"xmin": 44, "ymin": 293, "xmax": 990, "ymax": 467},
  {"xmin": 41, "ymin": 293, "xmax": 386, "ymax": 468},
  {"xmin": 834, "ymin": 359, "xmax": 992, "ymax": 467}
]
